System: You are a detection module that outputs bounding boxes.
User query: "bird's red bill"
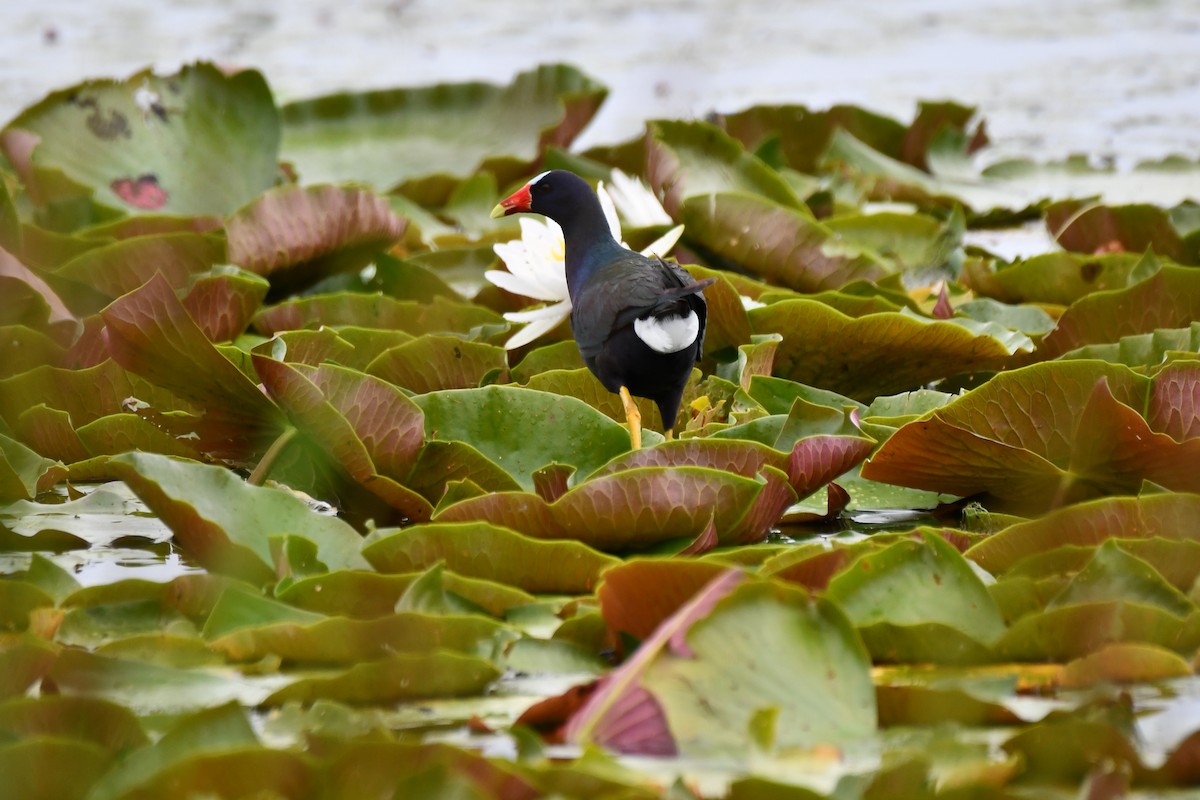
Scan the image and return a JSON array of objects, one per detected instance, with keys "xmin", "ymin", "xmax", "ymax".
[{"xmin": 491, "ymin": 183, "xmax": 533, "ymax": 217}]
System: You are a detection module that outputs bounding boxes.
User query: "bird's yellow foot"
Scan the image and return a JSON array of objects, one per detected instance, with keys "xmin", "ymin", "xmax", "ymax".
[{"xmin": 619, "ymin": 386, "xmax": 642, "ymax": 450}]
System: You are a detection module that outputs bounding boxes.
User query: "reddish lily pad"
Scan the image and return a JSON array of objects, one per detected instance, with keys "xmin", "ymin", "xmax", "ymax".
[
  {"xmin": 252, "ymin": 293, "xmax": 504, "ymax": 339},
  {"xmin": 0, "ymin": 739, "xmax": 111, "ymax": 800},
  {"xmin": 362, "ymin": 521, "xmax": 619, "ymax": 595},
  {"xmin": 252, "ymin": 356, "xmax": 433, "ymax": 521},
  {"xmin": 717, "ymin": 102, "xmax": 907, "ymax": 175},
  {"xmin": 366, "ymin": 335, "xmax": 508, "ymax": 393},
  {"xmin": 750, "ymin": 298, "xmax": 1027, "ymax": 400},
  {"xmin": 52, "ymin": 232, "xmax": 225, "ymax": 308},
  {"xmin": 101, "ymin": 272, "xmax": 283, "ymax": 460},
  {"xmin": 1046, "ymin": 200, "xmax": 1188, "ymax": 263},
  {"xmin": 680, "ymin": 192, "xmax": 888, "ymax": 292},
  {"xmin": 596, "ymin": 559, "xmax": 729, "ymax": 643},
  {"xmin": 589, "ymin": 436, "xmax": 872, "ymax": 501},
  {"xmin": 226, "ymin": 184, "xmax": 407, "ymax": 283},
  {"xmin": 433, "ymin": 466, "xmax": 796, "ymax": 550},
  {"xmin": 1038, "ymin": 266, "xmax": 1200, "ymax": 359},
  {"xmin": 180, "ymin": 267, "xmax": 270, "ymax": 343},
  {"xmin": 864, "ymin": 362, "xmax": 1200, "ymax": 513}
]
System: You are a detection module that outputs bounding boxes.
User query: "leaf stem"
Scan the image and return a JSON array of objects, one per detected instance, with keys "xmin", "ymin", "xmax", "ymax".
[{"xmin": 248, "ymin": 427, "xmax": 298, "ymax": 486}]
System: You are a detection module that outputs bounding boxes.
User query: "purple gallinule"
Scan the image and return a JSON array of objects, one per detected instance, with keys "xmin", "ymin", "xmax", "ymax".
[{"xmin": 492, "ymin": 170, "xmax": 713, "ymax": 448}]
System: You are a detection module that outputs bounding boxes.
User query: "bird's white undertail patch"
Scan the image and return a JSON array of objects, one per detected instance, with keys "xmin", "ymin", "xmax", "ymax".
[{"xmin": 634, "ymin": 311, "xmax": 700, "ymax": 354}]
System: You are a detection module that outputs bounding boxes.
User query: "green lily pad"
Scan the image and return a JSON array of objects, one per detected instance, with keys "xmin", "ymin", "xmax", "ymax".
[
  {"xmin": 566, "ymin": 572, "xmax": 876, "ymax": 756},
  {"xmin": 645, "ymin": 119, "xmax": 803, "ymax": 216},
  {"xmin": 2, "ymin": 63, "xmax": 280, "ymax": 216},
  {"xmin": 824, "ymin": 532, "xmax": 1006, "ymax": 661},
  {"xmin": 263, "ymin": 650, "xmax": 500, "ymax": 705},
  {"xmin": 362, "ymin": 521, "xmax": 619, "ymax": 595},
  {"xmin": 110, "ymin": 452, "xmax": 370, "ymax": 582},
  {"xmin": 1047, "ymin": 539, "xmax": 1194, "ymax": 617},
  {"xmin": 0, "ymin": 739, "xmax": 111, "ymax": 800},
  {"xmin": 0, "ymin": 432, "xmax": 66, "ymax": 501},
  {"xmin": 210, "ymin": 608, "xmax": 511, "ymax": 665},
  {"xmin": 414, "ymin": 385, "xmax": 631, "ymax": 490},
  {"xmin": 1060, "ymin": 642, "xmax": 1193, "ymax": 689},
  {"xmin": 963, "ymin": 249, "xmax": 1149, "ymax": 306},
  {"xmin": 275, "ymin": 569, "xmax": 534, "ymax": 620},
  {"xmin": 280, "ymin": 64, "xmax": 606, "ymax": 196}
]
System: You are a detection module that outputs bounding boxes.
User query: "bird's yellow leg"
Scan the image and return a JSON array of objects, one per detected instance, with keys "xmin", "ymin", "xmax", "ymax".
[
  {"xmin": 619, "ymin": 386, "xmax": 642, "ymax": 450},
  {"xmin": 665, "ymin": 428, "xmax": 675, "ymax": 441}
]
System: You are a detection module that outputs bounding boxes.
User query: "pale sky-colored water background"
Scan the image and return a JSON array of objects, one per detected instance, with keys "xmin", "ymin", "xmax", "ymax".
[{"xmin": 4, "ymin": 0, "xmax": 1200, "ymax": 166}]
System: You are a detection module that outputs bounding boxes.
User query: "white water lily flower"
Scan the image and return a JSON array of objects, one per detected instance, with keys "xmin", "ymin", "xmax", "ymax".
[
  {"xmin": 487, "ymin": 175, "xmax": 684, "ymax": 350},
  {"xmin": 603, "ymin": 168, "xmax": 674, "ymax": 227}
]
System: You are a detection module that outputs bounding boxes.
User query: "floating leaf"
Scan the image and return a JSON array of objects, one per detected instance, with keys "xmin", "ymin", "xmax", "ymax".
[
  {"xmin": 825, "ymin": 532, "xmax": 1005, "ymax": 663},
  {"xmin": 252, "ymin": 357, "xmax": 433, "ymax": 521},
  {"xmin": 414, "ymin": 386, "xmax": 631, "ymax": 491},
  {"xmin": 864, "ymin": 362, "xmax": 1200, "ymax": 512},
  {"xmin": 225, "ymin": 183, "xmax": 407, "ymax": 282},
  {"xmin": 110, "ymin": 452, "xmax": 370, "ymax": 582},
  {"xmin": 433, "ymin": 466, "xmax": 795, "ymax": 550},
  {"xmin": 645, "ymin": 119, "xmax": 803, "ymax": 216},
  {"xmin": 366, "ymin": 335, "xmax": 508, "ymax": 393},
  {"xmin": 263, "ymin": 651, "xmax": 500, "ymax": 705},
  {"xmin": 101, "ymin": 272, "xmax": 283, "ymax": 459},
  {"xmin": 280, "ymin": 64, "xmax": 606, "ymax": 195},
  {"xmin": 1059, "ymin": 642, "xmax": 1193, "ymax": 689},
  {"xmin": 567, "ymin": 573, "xmax": 876, "ymax": 756},
  {"xmin": 680, "ymin": 192, "xmax": 887, "ymax": 292},
  {"xmin": 363, "ymin": 521, "xmax": 619, "ymax": 595},
  {"xmin": 1038, "ymin": 266, "xmax": 1200, "ymax": 359},
  {"xmin": 253, "ymin": 293, "xmax": 504, "ymax": 339},
  {"xmin": 1046, "ymin": 200, "xmax": 1187, "ymax": 263},
  {"xmin": 0, "ymin": 432, "xmax": 66, "ymax": 501},
  {"xmin": 750, "ymin": 299, "xmax": 1025, "ymax": 400},
  {"xmin": 2, "ymin": 63, "xmax": 280, "ymax": 215}
]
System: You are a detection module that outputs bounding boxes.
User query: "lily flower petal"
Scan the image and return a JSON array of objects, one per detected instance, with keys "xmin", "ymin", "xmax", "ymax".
[
  {"xmin": 605, "ymin": 169, "xmax": 673, "ymax": 227},
  {"xmin": 502, "ymin": 300, "xmax": 572, "ymax": 349},
  {"xmin": 640, "ymin": 224, "xmax": 686, "ymax": 258}
]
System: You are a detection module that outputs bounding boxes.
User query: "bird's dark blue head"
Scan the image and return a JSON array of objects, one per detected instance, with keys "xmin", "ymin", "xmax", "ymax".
[
  {"xmin": 491, "ymin": 170, "xmax": 610, "ymax": 237},
  {"xmin": 492, "ymin": 170, "xmax": 625, "ymax": 297}
]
